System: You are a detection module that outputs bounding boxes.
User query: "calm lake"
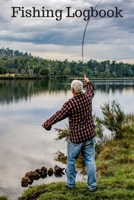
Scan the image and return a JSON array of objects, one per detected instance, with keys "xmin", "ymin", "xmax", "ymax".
[{"xmin": 0, "ymin": 79, "xmax": 134, "ymax": 199}]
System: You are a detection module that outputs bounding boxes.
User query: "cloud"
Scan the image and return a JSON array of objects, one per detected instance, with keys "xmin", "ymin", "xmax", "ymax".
[{"xmin": 0, "ymin": 0, "xmax": 134, "ymax": 62}]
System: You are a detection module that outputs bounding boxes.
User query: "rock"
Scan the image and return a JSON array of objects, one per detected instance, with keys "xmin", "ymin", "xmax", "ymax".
[
  {"xmin": 36, "ymin": 168, "xmax": 42, "ymax": 175},
  {"xmin": 54, "ymin": 171, "xmax": 62, "ymax": 177},
  {"xmin": 48, "ymin": 168, "xmax": 53, "ymax": 176},
  {"xmin": 32, "ymin": 171, "xmax": 40, "ymax": 180},
  {"xmin": 40, "ymin": 174, "xmax": 47, "ymax": 179},
  {"xmin": 25, "ymin": 171, "xmax": 34, "ymax": 180},
  {"xmin": 21, "ymin": 176, "xmax": 33, "ymax": 187},
  {"xmin": 21, "ymin": 181, "xmax": 28, "ymax": 187},
  {"xmin": 54, "ymin": 165, "xmax": 65, "ymax": 177},
  {"xmin": 54, "ymin": 165, "xmax": 65, "ymax": 174},
  {"xmin": 22, "ymin": 176, "xmax": 33, "ymax": 184},
  {"xmin": 41, "ymin": 166, "xmax": 47, "ymax": 176}
]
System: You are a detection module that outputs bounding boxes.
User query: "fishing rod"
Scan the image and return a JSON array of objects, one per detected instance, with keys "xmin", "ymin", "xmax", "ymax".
[{"xmin": 82, "ymin": 0, "xmax": 102, "ymax": 67}]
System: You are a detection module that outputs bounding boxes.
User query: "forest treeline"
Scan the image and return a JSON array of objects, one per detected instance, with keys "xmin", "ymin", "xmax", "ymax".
[{"xmin": 0, "ymin": 47, "xmax": 134, "ymax": 78}]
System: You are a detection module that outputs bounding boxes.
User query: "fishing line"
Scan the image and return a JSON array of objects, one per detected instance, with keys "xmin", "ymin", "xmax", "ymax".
[
  {"xmin": 82, "ymin": 0, "xmax": 102, "ymax": 71},
  {"xmin": 43, "ymin": 89, "xmax": 66, "ymax": 166}
]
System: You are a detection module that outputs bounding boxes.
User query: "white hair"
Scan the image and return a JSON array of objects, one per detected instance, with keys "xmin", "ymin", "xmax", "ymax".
[{"xmin": 71, "ymin": 80, "xmax": 83, "ymax": 94}]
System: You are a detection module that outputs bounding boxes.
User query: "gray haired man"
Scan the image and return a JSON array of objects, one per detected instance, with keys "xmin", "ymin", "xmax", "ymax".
[{"xmin": 42, "ymin": 75, "xmax": 97, "ymax": 191}]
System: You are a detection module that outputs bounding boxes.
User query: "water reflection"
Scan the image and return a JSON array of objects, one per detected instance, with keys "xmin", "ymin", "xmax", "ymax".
[
  {"xmin": 0, "ymin": 79, "xmax": 134, "ymax": 104},
  {"xmin": 92, "ymin": 80, "xmax": 134, "ymax": 94},
  {"xmin": 0, "ymin": 79, "xmax": 69, "ymax": 104}
]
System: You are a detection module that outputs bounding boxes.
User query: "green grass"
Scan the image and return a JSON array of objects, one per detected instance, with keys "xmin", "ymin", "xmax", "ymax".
[
  {"xmin": 0, "ymin": 197, "xmax": 9, "ymax": 200},
  {"xmin": 17, "ymin": 180, "xmax": 134, "ymax": 200}
]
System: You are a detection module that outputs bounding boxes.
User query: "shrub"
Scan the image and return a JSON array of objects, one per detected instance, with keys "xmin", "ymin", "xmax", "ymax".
[{"xmin": 100, "ymin": 100, "xmax": 125, "ymax": 139}]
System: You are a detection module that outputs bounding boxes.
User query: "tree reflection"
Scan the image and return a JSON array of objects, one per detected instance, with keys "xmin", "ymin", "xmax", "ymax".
[
  {"xmin": 92, "ymin": 80, "xmax": 134, "ymax": 94},
  {"xmin": 0, "ymin": 79, "xmax": 68, "ymax": 104},
  {"xmin": 0, "ymin": 79, "xmax": 134, "ymax": 104}
]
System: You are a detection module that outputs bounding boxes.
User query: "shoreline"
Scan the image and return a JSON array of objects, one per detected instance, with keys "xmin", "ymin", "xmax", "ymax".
[{"xmin": 0, "ymin": 75, "xmax": 134, "ymax": 80}]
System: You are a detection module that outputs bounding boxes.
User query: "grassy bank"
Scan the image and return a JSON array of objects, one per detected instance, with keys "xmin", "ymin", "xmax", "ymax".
[
  {"xmin": 1, "ymin": 128, "xmax": 133, "ymax": 200},
  {"xmin": 0, "ymin": 74, "xmax": 67, "ymax": 80}
]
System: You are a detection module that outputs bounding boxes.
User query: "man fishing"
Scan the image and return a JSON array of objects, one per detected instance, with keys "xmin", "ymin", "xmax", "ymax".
[{"xmin": 42, "ymin": 74, "xmax": 97, "ymax": 192}]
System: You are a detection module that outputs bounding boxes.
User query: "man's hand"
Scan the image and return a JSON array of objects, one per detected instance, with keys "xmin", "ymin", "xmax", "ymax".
[
  {"xmin": 42, "ymin": 123, "xmax": 45, "ymax": 128},
  {"xmin": 42, "ymin": 123, "xmax": 52, "ymax": 131},
  {"xmin": 84, "ymin": 74, "xmax": 89, "ymax": 83}
]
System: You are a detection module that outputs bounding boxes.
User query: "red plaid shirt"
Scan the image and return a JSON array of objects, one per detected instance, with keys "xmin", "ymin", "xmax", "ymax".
[{"xmin": 43, "ymin": 82, "xmax": 95, "ymax": 143}]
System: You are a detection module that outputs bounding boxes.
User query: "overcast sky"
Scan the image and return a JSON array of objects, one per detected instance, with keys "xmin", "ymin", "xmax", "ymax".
[{"xmin": 0, "ymin": 0, "xmax": 134, "ymax": 63}]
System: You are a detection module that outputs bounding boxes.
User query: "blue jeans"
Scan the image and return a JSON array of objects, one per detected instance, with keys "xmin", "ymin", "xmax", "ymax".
[{"xmin": 66, "ymin": 137, "xmax": 96, "ymax": 190}]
